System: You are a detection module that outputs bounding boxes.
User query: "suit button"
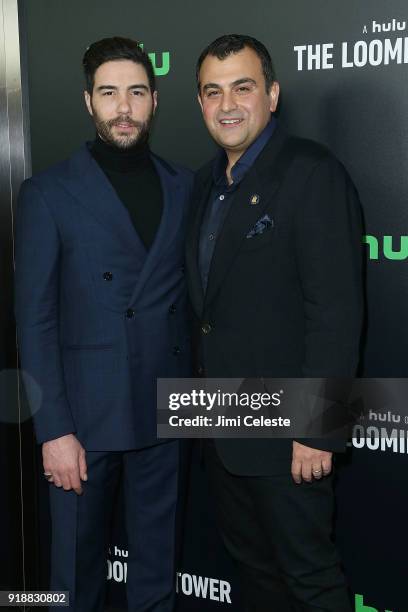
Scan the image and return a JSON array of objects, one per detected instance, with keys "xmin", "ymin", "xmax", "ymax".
[
  {"xmin": 181, "ymin": 265, "xmax": 185, "ymax": 274},
  {"xmin": 169, "ymin": 304, "xmax": 176, "ymax": 314},
  {"xmin": 197, "ymin": 365, "xmax": 204, "ymax": 376},
  {"xmin": 126, "ymin": 308, "xmax": 135, "ymax": 319},
  {"xmin": 173, "ymin": 346, "xmax": 181, "ymax": 355},
  {"xmin": 201, "ymin": 323, "xmax": 212, "ymax": 334},
  {"xmin": 103, "ymin": 271, "xmax": 113, "ymax": 281}
]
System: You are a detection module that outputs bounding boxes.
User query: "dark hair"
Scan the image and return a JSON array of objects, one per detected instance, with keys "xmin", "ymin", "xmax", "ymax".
[
  {"xmin": 82, "ymin": 37, "xmax": 156, "ymax": 94},
  {"xmin": 196, "ymin": 34, "xmax": 276, "ymax": 93}
]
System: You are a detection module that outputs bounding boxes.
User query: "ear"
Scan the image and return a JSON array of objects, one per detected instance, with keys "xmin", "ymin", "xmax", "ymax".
[
  {"xmin": 197, "ymin": 92, "xmax": 204, "ymax": 113},
  {"xmin": 152, "ymin": 90, "xmax": 158, "ymax": 114},
  {"xmin": 269, "ymin": 81, "xmax": 280, "ymax": 113},
  {"xmin": 84, "ymin": 90, "xmax": 93, "ymax": 116}
]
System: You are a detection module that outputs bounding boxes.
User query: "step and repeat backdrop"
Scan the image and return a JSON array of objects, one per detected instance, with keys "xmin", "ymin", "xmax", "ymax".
[{"xmin": 22, "ymin": 1, "xmax": 408, "ymax": 610}]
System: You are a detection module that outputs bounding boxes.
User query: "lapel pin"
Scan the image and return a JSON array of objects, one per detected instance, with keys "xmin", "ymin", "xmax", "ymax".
[{"xmin": 250, "ymin": 194, "xmax": 260, "ymax": 206}]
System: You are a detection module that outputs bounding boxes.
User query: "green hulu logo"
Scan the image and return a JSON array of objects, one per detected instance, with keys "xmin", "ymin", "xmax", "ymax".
[
  {"xmin": 363, "ymin": 235, "xmax": 408, "ymax": 260},
  {"xmin": 355, "ymin": 593, "xmax": 393, "ymax": 612},
  {"xmin": 139, "ymin": 43, "xmax": 170, "ymax": 76}
]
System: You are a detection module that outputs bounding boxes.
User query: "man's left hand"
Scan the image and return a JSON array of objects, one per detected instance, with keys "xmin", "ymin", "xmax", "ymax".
[{"xmin": 291, "ymin": 441, "xmax": 332, "ymax": 484}]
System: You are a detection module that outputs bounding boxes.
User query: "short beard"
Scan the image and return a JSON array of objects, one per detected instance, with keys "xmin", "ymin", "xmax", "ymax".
[{"xmin": 92, "ymin": 107, "xmax": 154, "ymax": 150}]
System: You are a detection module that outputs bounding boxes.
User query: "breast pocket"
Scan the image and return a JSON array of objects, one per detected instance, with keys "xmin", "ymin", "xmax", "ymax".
[{"xmin": 240, "ymin": 225, "xmax": 275, "ymax": 252}]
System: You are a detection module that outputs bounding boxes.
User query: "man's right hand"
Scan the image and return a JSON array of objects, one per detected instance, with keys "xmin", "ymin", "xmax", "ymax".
[{"xmin": 42, "ymin": 434, "xmax": 88, "ymax": 495}]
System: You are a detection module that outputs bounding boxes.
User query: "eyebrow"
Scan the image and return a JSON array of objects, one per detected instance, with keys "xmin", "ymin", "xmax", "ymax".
[
  {"xmin": 96, "ymin": 84, "xmax": 149, "ymax": 92},
  {"xmin": 202, "ymin": 77, "xmax": 257, "ymax": 92}
]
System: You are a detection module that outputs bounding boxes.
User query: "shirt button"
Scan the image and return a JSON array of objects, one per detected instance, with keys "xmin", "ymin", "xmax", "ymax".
[
  {"xmin": 209, "ymin": 233, "xmax": 215, "ymax": 241},
  {"xmin": 126, "ymin": 309, "xmax": 135, "ymax": 319},
  {"xmin": 219, "ymin": 195, "xmax": 225, "ymax": 201},
  {"xmin": 103, "ymin": 271, "xmax": 113, "ymax": 281}
]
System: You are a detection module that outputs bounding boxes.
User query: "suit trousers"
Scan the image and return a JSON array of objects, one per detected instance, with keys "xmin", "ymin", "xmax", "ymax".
[
  {"xmin": 48, "ymin": 441, "xmax": 179, "ymax": 612},
  {"xmin": 204, "ymin": 440, "xmax": 352, "ymax": 612}
]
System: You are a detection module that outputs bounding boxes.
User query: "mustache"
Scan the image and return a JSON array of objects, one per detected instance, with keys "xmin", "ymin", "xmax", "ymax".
[{"xmin": 108, "ymin": 116, "xmax": 143, "ymax": 128}]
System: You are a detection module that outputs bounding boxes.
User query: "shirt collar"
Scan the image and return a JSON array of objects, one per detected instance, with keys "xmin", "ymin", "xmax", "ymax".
[{"xmin": 213, "ymin": 116, "xmax": 276, "ymax": 187}]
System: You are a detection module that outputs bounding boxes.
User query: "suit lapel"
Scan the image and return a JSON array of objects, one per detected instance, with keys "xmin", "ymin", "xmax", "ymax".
[
  {"xmin": 185, "ymin": 171, "xmax": 213, "ymax": 316},
  {"xmin": 204, "ymin": 127, "xmax": 289, "ymax": 309},
  {"xmin": 65, "ymin": 146, "xmax": 183, "ymax": 304},
  {"xmin": 65, "ymin": 145, "xmax": 146, "ymax": 257},
  {"xmin": 129, "ymin": 154, "xmax": 183, "ymax": 304}
]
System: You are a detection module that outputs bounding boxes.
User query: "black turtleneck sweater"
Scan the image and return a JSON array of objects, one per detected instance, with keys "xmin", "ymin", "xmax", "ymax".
[{"xmin": 90, "ymin": 136, "xmax": 163, "ymax": 250}]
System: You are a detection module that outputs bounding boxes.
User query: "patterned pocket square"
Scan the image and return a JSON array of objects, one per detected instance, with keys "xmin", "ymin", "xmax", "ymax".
[{"xmin": 246, "ymin": 214, "xmax": 274, "ymax": 239}]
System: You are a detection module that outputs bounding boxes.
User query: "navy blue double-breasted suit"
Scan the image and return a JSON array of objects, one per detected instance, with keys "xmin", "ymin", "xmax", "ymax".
[{"xmin": 15, "ymin": 144, "xmax": 194, "ymax": 611}]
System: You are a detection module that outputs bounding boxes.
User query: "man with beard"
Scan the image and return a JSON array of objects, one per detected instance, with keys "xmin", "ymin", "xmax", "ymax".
[{"xmin": 15, "ymin": 37, "xmax": 193, "ymax": 611}]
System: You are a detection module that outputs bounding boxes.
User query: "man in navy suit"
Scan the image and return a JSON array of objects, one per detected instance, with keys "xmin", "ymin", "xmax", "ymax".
[{"xmin": 15, "ymin": 37, "xmax": 193, "ymax": 611}]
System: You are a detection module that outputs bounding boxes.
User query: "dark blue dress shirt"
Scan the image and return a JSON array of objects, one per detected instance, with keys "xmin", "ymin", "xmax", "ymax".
[{"xmin": 199, "ymin": 117, "xmax": 276, "ymax": 292}]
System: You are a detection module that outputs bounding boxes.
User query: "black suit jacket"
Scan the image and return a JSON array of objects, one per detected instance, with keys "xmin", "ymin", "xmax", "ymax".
[{"xmin": 186, "ymin": 126, "xmax": 363, "ymax": 475}]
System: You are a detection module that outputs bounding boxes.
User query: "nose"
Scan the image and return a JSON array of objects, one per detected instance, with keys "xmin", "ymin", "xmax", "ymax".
[
  {"xmin": 116, "ymin": 93, "xmax": 132, "ymax": 115},
  {"xmin": 220, "ymin": 90, "xmax": 237, "ymax": 113}
]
